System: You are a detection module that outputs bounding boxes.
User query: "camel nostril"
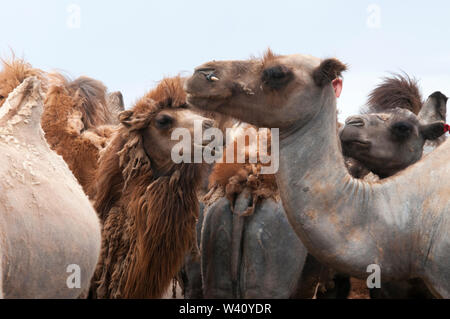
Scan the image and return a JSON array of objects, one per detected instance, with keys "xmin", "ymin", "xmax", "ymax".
[
  {"xmin": 206, "ymin": 74, "xmax": 219, "ymax": 82},
  {"xmin": 196, "ymin": 68, "xmax": 219, "ymax": 82}
]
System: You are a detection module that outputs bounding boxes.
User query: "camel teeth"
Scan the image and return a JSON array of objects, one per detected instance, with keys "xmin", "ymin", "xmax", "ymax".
[{"xmin": 210, "ymin": 76, "xmax": 219, "ymax": 82}]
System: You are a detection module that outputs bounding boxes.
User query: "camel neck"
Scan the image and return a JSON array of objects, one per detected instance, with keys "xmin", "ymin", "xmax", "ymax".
[
  {"xmin": 278, "ymin": 87, "xmax": 349, "ymax": 195},
  {"xmin": 276, "ymin": 87, "xmax": 376, "ymax": 275}
]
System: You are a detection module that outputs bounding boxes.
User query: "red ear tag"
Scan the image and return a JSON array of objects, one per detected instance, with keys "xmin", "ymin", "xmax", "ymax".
[{"xmin": 444, "ymin": 124, "xmax": 450, "ymax": 133}]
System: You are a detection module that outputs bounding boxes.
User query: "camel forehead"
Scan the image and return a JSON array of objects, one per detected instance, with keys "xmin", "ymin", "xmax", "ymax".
[
  {"xmin": 277, "ymin": 54, "xmax": 322, "ymax": 69},
  {"xmin": 196, "ymin": 53, "xmax": 321, "ymax": 70}
]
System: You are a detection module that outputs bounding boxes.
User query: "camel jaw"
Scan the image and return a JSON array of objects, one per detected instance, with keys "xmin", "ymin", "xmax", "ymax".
[{"xmin": 186, "ymin": 93, "xmax": 229, "ymax": 112}]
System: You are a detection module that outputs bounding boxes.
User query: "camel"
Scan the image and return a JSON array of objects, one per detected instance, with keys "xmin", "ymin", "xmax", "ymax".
[
  {"xmin": 41, "ymin": 74, "xmax": 121, "ymax": 196},
  {"xmin": 185, "ymin": 50, "xmax": 450, "ymax": 298},
  {"xmin": 89, "ymin": 76, "xmax": 213, "ymax": 299},
  {"xmin": 194, "ymin": 86, "xmax": 446, "ymax": 300},
  {"xmin": 0, "ymin": 57, "xmax": 124, "ymax": 196},
  {"xmin": 192, "ymin": 127, "xmax": 308, "ymax": 299},
  {"xmin": 184, "ymin": 75, "xmax": 446, "ymax": 299},
  {"xmin": 341, "ymin": 91, "xmax": 447, "ymax": 178},
  {"xmin": 0, "ymin": 77, "xmax": 101, "ymax": 298},
  {"xmin": 340, "ymin": 89, "xmax": 447, "ymax": 299}
]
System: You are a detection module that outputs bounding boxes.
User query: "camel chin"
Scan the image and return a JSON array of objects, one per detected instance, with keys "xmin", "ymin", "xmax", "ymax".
[{"xmin": 0, "ymin": 77, "xmax": 101, "ymax": 298}]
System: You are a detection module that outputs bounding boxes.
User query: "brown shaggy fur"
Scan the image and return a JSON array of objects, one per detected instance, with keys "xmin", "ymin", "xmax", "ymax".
[
  {"xmin": 364, "ymin": 73, "xmax": 423, "ymax": 115},
  {"xmin": 0, "ymin": 56, "xmax": 47, "ymax": 107},
  {"xmin": 41, "ymin": 74, "xmax": 114, "ymax": 196},
  {"xmin": 207, "ymin": 127, "xmax": 278, "ymax": 216},
  {"xmin": 47, "ymin": 73, "xmax": 110, "ymax": 129},
  {"xmin": 90, "ymin": 77, "xmax": 206, "ymax": 299}
]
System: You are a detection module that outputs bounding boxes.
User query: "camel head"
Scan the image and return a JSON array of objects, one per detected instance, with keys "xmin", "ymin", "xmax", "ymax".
[
  {"xmin": 120, "ymin": 77, "xmax": 214, "ymax": 175},
  {"xmin": 185, "ymin": 49, "xmax": 346, "ymax": 130},
  {"xmin": 340, "ymin": 93, "xmax": 447, "ymax": 178},
  {"xmin": 0, "ymin": 57, "xmax": 46, "ymax": 108}
]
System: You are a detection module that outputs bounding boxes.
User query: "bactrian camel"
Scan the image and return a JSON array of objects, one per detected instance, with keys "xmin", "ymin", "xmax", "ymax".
[
  {"xmin": 89, "ymin": 77, "xmax": 212, "ymax": 299},
  {"xmin": 0, "ymin": 57, "xmax": 124, "ymax": 197},
  {"xmin": 340, "ymin": 88, "xmax": 447, "ymax": 298},
  {"xmin": 197, "ymin": 127, "xmax": 308, "ymax": 298},
  {"xmin": 0, "ymin": 77, "xmax": 101, "ymax": 298},
  {"xmin": 185, "ymin": 50, "xmax": 450, "ymax": 298}
]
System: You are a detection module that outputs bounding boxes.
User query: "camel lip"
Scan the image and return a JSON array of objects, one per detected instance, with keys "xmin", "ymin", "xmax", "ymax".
[
  {"xmin": 343, "ymin": 140, "xmax": 371, "ymax": 149},
  {"xmin": 186, "ymin": 93, "xmax": 228, "ymax": 111},
  {"xmin": 345, "ymin": 119, "xmax": 365, "ymax": 127},
  {"xmin": 186, "ymin": 92, "xmax": 227, "ymax": 100}
]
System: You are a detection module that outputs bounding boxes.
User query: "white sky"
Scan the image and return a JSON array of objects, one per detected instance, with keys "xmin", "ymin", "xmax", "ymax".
[{"xmin": 1, "ymin": 0, "xmax": 449, "ymax": 123}]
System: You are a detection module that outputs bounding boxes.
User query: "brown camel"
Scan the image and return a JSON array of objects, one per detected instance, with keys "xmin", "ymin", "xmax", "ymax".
[
  {"xmin": 185, "ymin": 50, "xmax": 450, "ymax": 298},
  {"xmin": 41, "ymin": 74, "xmax": 117, "ymax": 196},
  {"xmin": 0, "ymin": 77, "xmax": 101, "ymax": 298},
  {"xmin": 89, "ymin": 76, "xmax": 212, "ymax": 299}
]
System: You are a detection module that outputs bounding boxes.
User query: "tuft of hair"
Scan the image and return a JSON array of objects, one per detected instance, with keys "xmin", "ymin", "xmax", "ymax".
[
  {"xmin": 208, "ymin": 127, "xmax": 279, "ymax": 215},
  {"xmin": 0, "ymin": 56, "xmax": 47, "ymax": 106},
  {"xmin": 364, "ymin": 73, "xmax": 423, "ymax": 115},
  {"xmin": 48, "ymin": 73, "xmax": 110, "ymax": 129},
  {"xmin": 261, "ymin": 48, "xmax": 279, "ymax": 67},
  {"xmin": 133, "ymin": 76, "xmax": 187, "ymax": 114},
  {"xmin": 313, "ymin": 58, "xmax": 348, "ymax": 87}
]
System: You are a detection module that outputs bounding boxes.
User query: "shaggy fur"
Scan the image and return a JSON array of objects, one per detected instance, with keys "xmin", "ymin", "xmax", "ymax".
[
  {"xmin": 207, "ymin": 127, "xmax": 278, "ymax": 215},
  {"xmin": 0, "ymin": 56, "xmax": 47, "ymax": 107},
  {"xmin": 364, "ymin": 73, "xmax": 423, "ymax": 115},
  {"xmin": 47, "ymin": 73, "xmax": 110, "ymax": 129},
  {"xmin": 41, "ymin": 75, "xmax": 114, "ymax": 196},
  {"xmin": 90, "ymin": 77, "xmax": 206, "ymax": 299}
]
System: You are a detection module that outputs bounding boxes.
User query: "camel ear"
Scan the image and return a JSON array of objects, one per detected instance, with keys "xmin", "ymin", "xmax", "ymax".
[
  {"xmin": 420, "ymin": 121, "xmax": 445, "ymax": 140},
  {"xmin": 119, "ymin": 110, "xmax": 149, "ymax": 131},
  {"xmin": 107, "ymin": 91, "xmax": 125, "ymax": 112},
  {"xmin": 313, "ymin": 58, "xmax": 348, "ymax": 87}
]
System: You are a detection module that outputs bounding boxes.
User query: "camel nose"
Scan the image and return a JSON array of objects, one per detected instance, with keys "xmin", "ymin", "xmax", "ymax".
[
  {"xmin": 195, "ymin": 68, "xmax": 219, "ymax": 82},
  {"xmin": 345, "ymin": 116, "xmax": 365, "ymax": 127}
]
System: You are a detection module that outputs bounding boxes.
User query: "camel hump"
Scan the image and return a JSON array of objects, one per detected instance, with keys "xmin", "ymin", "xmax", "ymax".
[{"xmin": 0, "ymin": 76, "xmax": 45, "ymax": 143}]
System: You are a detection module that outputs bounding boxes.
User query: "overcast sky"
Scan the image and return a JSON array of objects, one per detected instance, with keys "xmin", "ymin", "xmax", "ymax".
[{"xmin": 1, "ymin": 0, "xmax": 449, "ymax": 122}]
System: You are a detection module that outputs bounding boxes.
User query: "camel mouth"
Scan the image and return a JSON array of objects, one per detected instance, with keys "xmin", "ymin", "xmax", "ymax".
[
  {"xmin": 343, "ymin": 140, "xmax": 371, "ymax": 150},
  {"xmin": 186, "ymin": 93, "xmax": 230, "ymax": 112},
  {"xmin": 186, "ymin": 92, "xmax": 230, "ymax": 101}
]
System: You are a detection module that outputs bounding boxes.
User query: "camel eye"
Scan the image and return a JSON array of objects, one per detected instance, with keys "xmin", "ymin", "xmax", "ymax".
[
  {"xmin": 262, "ymin": 65, "xmax": 293, "ymax": 89},
  {"xmin": 0, "ymin": 95, "xmax": 4, "ymax": 100},
  {"xmin": 391, "ymin": 121, "xmax": 413, "ymax": 140},
  {"xmin": 155, "ymin": 114, "xmax": 173, "ymax": 129}
]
